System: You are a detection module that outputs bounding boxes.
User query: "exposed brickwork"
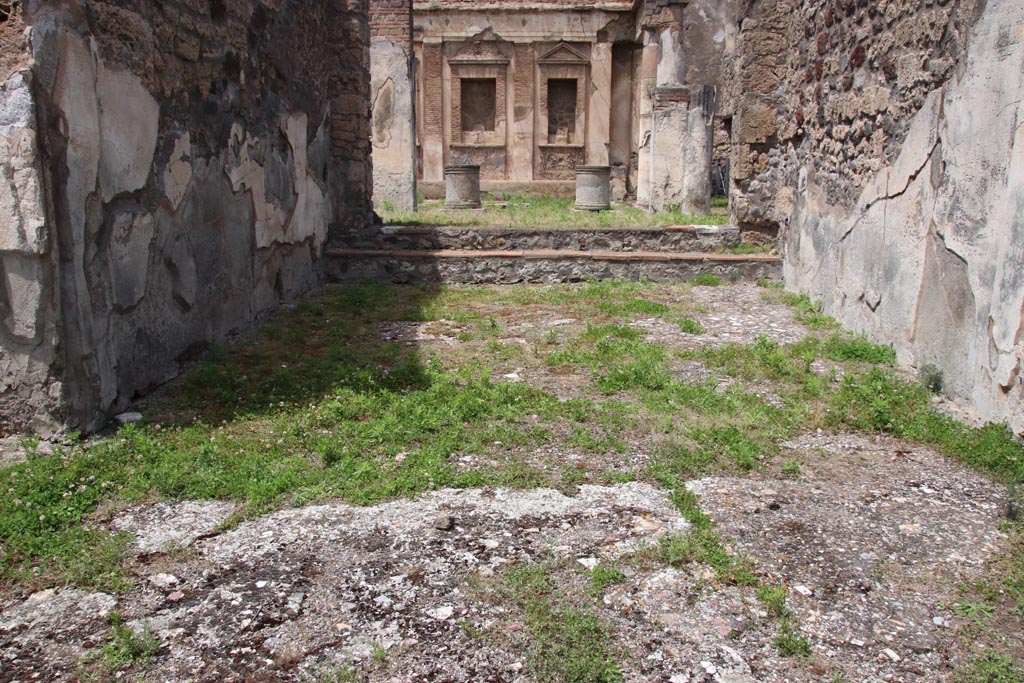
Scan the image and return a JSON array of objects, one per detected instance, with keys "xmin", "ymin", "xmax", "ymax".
[
  {"xmin": 422, "ymin": 43, "xmax": 444, "ymax": 140},
  {"xmin": 370, "ymin": 0, "xmax": 412, "ymax": 40},
  {"xmin": 513, "ymin": 43, "xmax": 534, "ymax": 123}
]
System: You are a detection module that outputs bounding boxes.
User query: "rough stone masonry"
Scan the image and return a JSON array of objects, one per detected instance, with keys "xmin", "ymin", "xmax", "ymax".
[
  {"xmin": 728, "ymin": 0, "xmax": 1024, "ymax": 432},
  {"xmin": 0, "ymin": 0, "xmax": 373, "ymax": 435}
]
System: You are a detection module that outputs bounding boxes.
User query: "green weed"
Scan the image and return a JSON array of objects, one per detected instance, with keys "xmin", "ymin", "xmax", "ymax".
[
  {"xmin": 690, "ymin": 275, "xmax": 723, "ymax": 287},
  {"xmin": 101, "ymin": 613, "xmax": 159, "ymax": 669},
  {"xmin": 590, "ymin": 563, "xmax": 626, "ymax": 595},
  {"xmin": 781, "ymin": 459, "xmax": 802, "ymax": 479},
  {"xmin": 676, "ymin": 318, "xmax": 704, "ymax": 335},
  {"xmin": 955, "ymin": 653, "xmax": 1023, "ymax": 683},
  {"xmin": 757, "ymin": 584, "xmax": 790, "ymax": 618},
  {"xmin": 954, "ymin": 599, "xmax": 996, "ymax": 624},
  {"xmin": 773, "ymin": 625, "xmax": 812, "ymax": 657},
  {"xmin": 504, "ymin": 563, "xmax": 623, "ymax": 683},
  {"xmin": 921, "ymin": 364, "xmax": 945, "ymax": 395},
  {"xmin": 776, "ymin": 292, "xmax": 838, "ymax": 330},
  {"xmin": 379, "ymin": 195, "xmax": 726, "ymax": 229}
]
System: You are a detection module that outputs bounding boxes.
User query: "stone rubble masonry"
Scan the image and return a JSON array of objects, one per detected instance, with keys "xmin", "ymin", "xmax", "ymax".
[
  {"xmin": 0, "ymin": 0, "xmax": 375, "ymax": 435},
  {"xmin": 730, "ymin": 0, "xmax": 983, "ymax": 233},
  {"xmin": 370, "ymin": 0, "xmax": 417, "ymax": 211},
  {"xmin": 755, "ymin": 0, "xmax": 1024, "ymax": 433}
]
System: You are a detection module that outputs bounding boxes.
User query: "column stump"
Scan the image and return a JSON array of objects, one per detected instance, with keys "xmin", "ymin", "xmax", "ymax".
[
  {"xmin": 444, "ymin": 165, "xmax": 482, "ymax": 209},
  {"xmin": 574, "ymin": 165, "xmax": 612, "ymax": 211}
]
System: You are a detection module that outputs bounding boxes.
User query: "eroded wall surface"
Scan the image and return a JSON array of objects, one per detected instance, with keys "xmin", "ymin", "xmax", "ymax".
[
  {"xmin": 1, "ymin": 5, "xmax": 61, "ymax": 433},
  {"xmin": 0, "ymin": 0, "xmax": 373, "ymax": 434},
  {"xmin": 370, "ymin": 0, "xmax": 416, "ymax": 211},
  {"xmin": 736, "ymin": 0, "xmax": 1024, "ymax": 430}
]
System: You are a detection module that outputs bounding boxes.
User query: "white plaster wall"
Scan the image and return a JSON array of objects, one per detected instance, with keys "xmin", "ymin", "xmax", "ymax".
[
  {"xmin": 371, "ymin": 38, "xmax": 417, "ymax": 211},
  {"xmin": 2, "ymin": 15, "xmax": 338, "ymax": 433},
  {"xmin": 785, "ymin": 0, "xmax": 1024, "ymax": 431}
]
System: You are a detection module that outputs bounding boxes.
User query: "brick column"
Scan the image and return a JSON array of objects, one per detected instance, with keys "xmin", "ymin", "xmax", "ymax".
[
  {"xmin": 421, "ymin": 42, "xmax": 445, "ymax": 182},
  {"xmin": 329, "ymin": 0, "xmax": 374, "ymax": 232}
]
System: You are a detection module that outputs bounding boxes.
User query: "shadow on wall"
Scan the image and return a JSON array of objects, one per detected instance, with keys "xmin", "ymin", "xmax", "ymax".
[{"xmin": 0, "ymin": 0, "xmax": 374, "ymax": 436}]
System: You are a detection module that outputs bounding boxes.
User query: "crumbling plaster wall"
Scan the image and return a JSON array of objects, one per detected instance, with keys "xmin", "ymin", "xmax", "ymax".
[
  {"xmin": 370, "ymin": 0, "xmax": 416, "ymax": 212},
  {"xmin": 735, "ymin": 0, "xmax": 1024, "ymax": 430},
  {"xmin": 0, "ymin": 0, "xmax": 373, "ymax": 435}
]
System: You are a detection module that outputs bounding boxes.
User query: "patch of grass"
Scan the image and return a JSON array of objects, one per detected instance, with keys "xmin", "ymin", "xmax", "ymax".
[
  {"xmin": 549, "ymin": 324, "xmax": 670, "ymax": 393},
  {"xmin": 757, "ymin": 584, "xmax": 790, "ymax": 618},
  {"xmin": 643, "ymin": 488, "xmax": 758, "ymax": 587},
  {"xmin": 589, "ymin": 562, "xmax": 626, "ymax": 596},
  {"xmin": 595, "ymin": 298, "xmax": 670, "ymax": 317},
  {"xmin": 829, "ymin": 369, "xmax": 1024, "ymax": 483},
  {"xmin": 100, "ymin": 613, "xmax": 159, "ymax": 669},
  {"xmin": 819, "ymin": 333, "xmax": 896, "ymax": 365},
  {"xmin": 954, "ymin": 599, "xmax": 996, "ymax": 624},
  {"xmin": 921, "ymin": 363, "xmax": 945, "ymax": 395},
  {"xmin": 504, "ymin": 563, "xmax": 623, "ymax": 683},
  {"xmin": 692, "ymin": 335, "xmax": 809, "ymax": 384},
  {"xmin": 775, "ymin": 292, "xmax": 839, "ymax": 330},
  {"xmin": 956, "ymin": 653, "xmax": 1024, "ymax": 683},
  {"xmin": 675, "ymin": 317, "xmax": 704, "ymax": 335},
  {"xmin": 773, "ymin": 624, "xmax": 812, "ymax": 657},
  {"xmin": 371, "ymin": 643, "xmax": 388, "ymax": 666},
  {"xmin": 781, "ymin": 459, "xmax": 802, "ymax": 479},
  {"xmin": 380, "ymin": 195, "xmax": 727, "ymax": 229},
  {"xmin": 755, "ymin": 586, "xmax": 812, "ymax": 657},
  {"xmin": 311, "ymin": 663, "xmax": 363, "ymax": 683},
  {"xmin": 1009, "ymin": 481, "xmax": 1024, "ymax": 523},
  {"xmin": 718, "ymin": 243, "xmax": 772, "ymax": 255},
  {"xmin": 689, "ymin": 275, "xmax": 723, "ymax": 287},
  {"xmin": 0, "ymin": 341, "xmax": 569, "ymax": 587}
]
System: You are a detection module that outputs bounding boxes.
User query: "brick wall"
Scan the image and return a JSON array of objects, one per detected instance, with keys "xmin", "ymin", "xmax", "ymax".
[{"xmin": 371, "ymin": 0, "xmax": 412, "ymax": 40}]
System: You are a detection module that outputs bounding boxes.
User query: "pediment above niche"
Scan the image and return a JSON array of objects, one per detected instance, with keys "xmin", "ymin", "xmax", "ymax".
[
  {"xmin": 449, "ymin": 32, "xmax": 512, "ymax": 64},
  {"xmin": 537, "ymin": 43, "xmax": 589, "ymax": 65}
]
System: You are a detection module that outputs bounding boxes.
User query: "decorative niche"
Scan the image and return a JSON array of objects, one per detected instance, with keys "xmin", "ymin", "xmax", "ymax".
[
  {"xmin": 447, "ymin": 38, "xmax": 511, "ymax": 147},
  {"xmin": 537, "ymin": 42, "xmax": 590, "ymax": 179}
]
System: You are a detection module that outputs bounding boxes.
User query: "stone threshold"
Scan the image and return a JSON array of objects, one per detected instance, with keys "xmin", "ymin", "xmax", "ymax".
[{"xmin": 325, "ymin": 248, "xmax": 781, "ymax": 263}]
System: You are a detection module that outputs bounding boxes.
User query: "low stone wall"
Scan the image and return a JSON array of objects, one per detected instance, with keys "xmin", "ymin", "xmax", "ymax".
[
  {"xmin": 339, "ymin": 225, "xmax": 740, "ymax": 252},
  {"xmin": 0, "ymin": 1, "xmax": 373, "ymax": 434},
  {"xmin": 325, "ymin": 251, "xmax": 781, "ymax": 285}
]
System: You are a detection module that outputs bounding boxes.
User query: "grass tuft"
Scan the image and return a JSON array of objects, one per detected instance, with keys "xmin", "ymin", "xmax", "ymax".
[{"xmin": 505, "ymin": 563, "xmax": 623, "ymax": 683}]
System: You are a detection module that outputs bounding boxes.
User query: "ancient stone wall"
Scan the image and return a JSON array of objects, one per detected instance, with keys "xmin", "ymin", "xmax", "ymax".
[
  {"xmin": 734, "ymin": 0, "xmax": 1024, "ymax": 431},
  {"xmin": 370, "ymin": 0, "xmax": 416, "ymax": 211},
  {"xmin": 731, "ymin": 0, "xmax": 982, "ymax": 233},
  {"xmin": 0, "ymin": 0, "xmax": 373, "ymax": 435}
]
